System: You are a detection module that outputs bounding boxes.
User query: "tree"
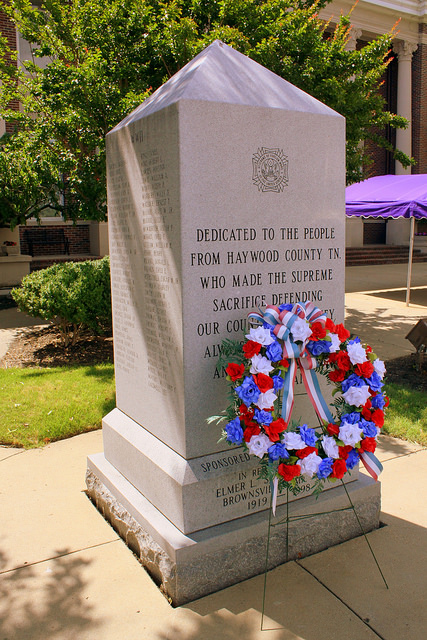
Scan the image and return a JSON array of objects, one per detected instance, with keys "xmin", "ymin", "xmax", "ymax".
[{"xmin": 0, "ymin": 0, "xmax": 412, "ymax": 228}]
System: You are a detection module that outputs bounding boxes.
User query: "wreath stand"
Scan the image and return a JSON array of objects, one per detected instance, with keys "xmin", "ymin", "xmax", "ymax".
[{"xmin": 260, "ymin": 475, "xmax": 389, "ymax": 631}]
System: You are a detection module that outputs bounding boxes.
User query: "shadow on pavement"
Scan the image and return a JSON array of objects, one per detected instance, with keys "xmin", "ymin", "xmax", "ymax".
[
  {"xmin": 0, "ymin": 548, "xmax": 100, "ymax": 640},
  {"xmin": 366, "ymin": 287, "xmax": 427, "ymax": 307},
  {"xmin": 153, "ymin": 514, "xmax": 427, "ymax": 640}
]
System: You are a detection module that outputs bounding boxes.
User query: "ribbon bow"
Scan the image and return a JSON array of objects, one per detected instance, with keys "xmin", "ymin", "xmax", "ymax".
[{"xmin": 249, "ymin": 302, "xmax": 334, "ymax": 425}]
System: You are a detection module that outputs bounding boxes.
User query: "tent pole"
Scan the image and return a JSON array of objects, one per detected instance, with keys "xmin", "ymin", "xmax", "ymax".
[{"xmin": 406, "ymin": 217, "xmax": 415, "ymax": 306}]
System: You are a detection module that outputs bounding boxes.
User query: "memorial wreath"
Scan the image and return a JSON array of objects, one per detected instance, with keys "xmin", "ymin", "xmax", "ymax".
[{"xmin": 212, "ymin": 301, "xmax": 388, "ymax": 506}]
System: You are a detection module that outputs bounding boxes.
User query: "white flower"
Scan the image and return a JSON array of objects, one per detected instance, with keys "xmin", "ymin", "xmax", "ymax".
[
  {"xmin": 245, "ymin": 326, "xmax": 275, "ymax": 346},
  {"xmin": 339, "ymin": 421, "xmax": 364, "ymax": 447},
  {"xmin": 329, "ymin": 333, "xmax": 341, "ymax": 353},
  {"xmin": 347, "ymin": 341, "xmax": 367, "ymax": 365},
  {"xmin": 250, "ymin": 354, "xmax": 274, "ymax": 375},
  {"xmin": 342, "ymin": 385, "xmax": 371, "ymax": 407},
  {"xmin": 373, "ymin": 358, "xmax": 386, "ymax": 380},
  {"xmin": 247, "ymin": 433, "xmax": 271, "ymax": 458},
  {"xmin": 282, "ymin": 431, "xmax": 305, "ymax": 450},
  {"xmin": 300, "ymin": 452, "xmax": 322, "ymax": 478},
  {"xmin": 255, "ymin": 389, "xmax": 277, "ymax": 410},
  {"xmin": 290, "ymin": 317, "xmax": 312, "ymax": 343},
  {"xmin": 321, "ymin": 435, "xmax": 339, "ymax": 459}
]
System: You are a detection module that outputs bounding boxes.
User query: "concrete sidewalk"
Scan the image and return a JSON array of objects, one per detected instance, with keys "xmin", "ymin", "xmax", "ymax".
[
  {"xmin": 345, "ymin": 262, "xmax": 427, "ymax": 360},
  {"xmin": 1, "ymin": 431, "xmax": 426, "ymax": 639},
  {"xmin": 1, "ymin": 262, "xmax": 426, "ymax": 639}
]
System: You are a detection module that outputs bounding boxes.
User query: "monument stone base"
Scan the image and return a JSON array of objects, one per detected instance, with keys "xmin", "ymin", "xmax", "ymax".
[{"xmin": 86, "ymin": 453, "xmax": 381, "ymax": 606}]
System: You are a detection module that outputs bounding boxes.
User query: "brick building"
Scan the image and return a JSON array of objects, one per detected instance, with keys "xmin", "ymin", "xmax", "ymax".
[
  {"xmin": 1, "ymin": 1, "xmax": 427, "ymax": 277},
  {"xmin": 320, "ymin": 0, "xmax": 427, "ymax": 250},
  {"xmin": 0, "ymin": 5, "xmax": 107, "ymax": 285}
]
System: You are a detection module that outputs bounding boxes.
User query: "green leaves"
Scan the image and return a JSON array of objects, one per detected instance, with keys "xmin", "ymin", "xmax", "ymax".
[
  {"xmin": 0, "ymin": 0, "xmax": 413, "ymax": 227},
  {"xmin": 11, "ymin": 257, "xmax": 112, "ymax": 345}
]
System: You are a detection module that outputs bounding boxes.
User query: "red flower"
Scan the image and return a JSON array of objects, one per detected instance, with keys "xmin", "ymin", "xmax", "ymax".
[
  {"xmin": 335, "ymin": 323, "xmax": 350, "ymax": 342},
  {"xmin": 355, "ymin": 361, "xmax": 374, "ymax": 378},
  {"xmin": 226, "ymin": 362, "xmax": 245, "ymax": 381},
  {"xmin": 239, "ymin": 405, "xmax": 257, "ymax": 427},
  {"xmin": 243, "ymin": 425, "xmax": 261, "ymax": 442},
  {"xmin": 325, "ymin": 317, "xmax": 336, "ymax": 332},
  {"xmin": 239, "ymin": 403, "xmax": 252, "ymax": 418},
  {"xmin": 338, "ymin": 445, "xmax": 353, "ymax": 460},
  {"xmin": 361, "ymin": 400, "xmax": 372, "ymax": 420},
  {"xmin": 253, "ymin": 372, "xmax": 274, "ymax": 393},
  {"xmin": 310, "ymin": 321, "xmax": 327, "ymax": 341},
  {"xmin": 242, "ymin": 340, "xmax": 261, "ymax": 358},
  {"xmin": 360, "ymin": 437, "xmax": 377, "ymax": 453},
  {"xmin": 327, "ymin": 423, "xmax": 340, "ymax": 437},
  {"xmin": 371, "ymin": 409, "xmax": 384, "ymax": 428},
  {"xmin": 296, "ymin": 446, "xmax": 317, "ymax": 459},
  {"xmin": 336, "ymin": 351, "xmax": 351, "ymax": 371},
  {"xmin": 331, "ymin": 458, "xmax": 347, "ymax": 479},
  {"xmin": 278, "ymin": 463, "xmax": 301, "ymax": 481},
  {"xmin": 280, "ymin": 358, "xmax": 290, "ymax": 369},
  {"xmin": 329, "ymin": 369, "xmax": 345, "ymax": 383},
  {"xmin": 265, "ymin": 418, "xmax": 287, "ymax": 442}
]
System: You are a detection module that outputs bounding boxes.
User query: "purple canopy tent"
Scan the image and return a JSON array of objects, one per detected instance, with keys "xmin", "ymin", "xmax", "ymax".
[{"xmin": 346, "ymin": 174, "xmax": 427, "ymax": 305}]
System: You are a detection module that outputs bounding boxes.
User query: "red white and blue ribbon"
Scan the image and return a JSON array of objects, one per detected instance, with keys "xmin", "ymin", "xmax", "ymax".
[
  {"xmin": 249, "ymin": 302, "xmax": 334, "ymax": 425},
  {"xmin": 360, "ymin": 451, "xmax": 383, "ymax": 481}
]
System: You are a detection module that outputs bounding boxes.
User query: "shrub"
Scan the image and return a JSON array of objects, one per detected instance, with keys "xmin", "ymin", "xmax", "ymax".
[{"xmin": 11, "ymin": 257, "xmax": 111, "ymax": 346}]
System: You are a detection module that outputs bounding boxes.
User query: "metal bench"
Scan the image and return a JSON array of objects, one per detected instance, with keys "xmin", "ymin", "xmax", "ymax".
[{"xmin": 23, "ymin": 228, "xmax": 70, "ymax": 257}]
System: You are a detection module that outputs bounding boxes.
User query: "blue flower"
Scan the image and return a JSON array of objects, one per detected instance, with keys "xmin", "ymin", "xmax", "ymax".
[
  {"xmin": 225, "ymin": 418, "xmax": 244, "ymax": 444},
  {"xmin": 341, "ymin": 412, "xmax": 361, "ymax": 425},
  {"xmin": 371, "ymin": 393, "xmax": 386, "ymax": 410},
  {"xmin": 268, "ymin": 443, "xmax": 289, "ymax": 461},
  {"xmin": 317, "ymin": 457, "xmax": 334, "ymax": 479},
  {"xmin": 299, "ymin": 424, "xmax": 317, "ymax": 447},
  {"xmin": 360, "ymin": 419, "xmax": 377, "ymax": 438},
  {"xmin": 254, "ymin": 409, "xmax": 273, "ymax": 425},
  {"xmin": 272, "ymin": 374, "xmax": 284, "ymax": 391},
  {"xmin": 349, "ymin": 337, "xmax": 361, "ymax": 345},
  {"xmin": 236, "ymin": 376, "xmax": 261, "ymax": 407},
  {"xmin": 266, "ymin": 340, "xmax": 282, "ymax": 362},
  {"xmin": 306, "ymin": 340, "xmax": 330, "ymax": 356},
  {"xmin": 346, "ymin": 448, "xmax": 359, "ymax": 470},
  {"xmin": 366, "ymin": 372, "xmax": 384, "ymax": 392},
  {"xmin": 278, "ymin": 304, "xmax": 293, "ymax": 312},
  {"xmin": 262, "ymin": 322, "xmax": 276, "ymax": 338},
  {"xmin": 341, "ymin": 374, "xmax": 366, "ymax": 393}
]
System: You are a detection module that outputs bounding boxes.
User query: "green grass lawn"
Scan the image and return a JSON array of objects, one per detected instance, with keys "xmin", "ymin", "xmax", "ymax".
[
  {"xmin": 383, "ymin": 382, "xmax": 427, "ymax": 447},
  {"xmin": 0, "ymin": 364, "xmax": 115, "ymax": 448},
  {"xmin": 0, "ymin": 364, "xmax": 424, "ymax": 450}
]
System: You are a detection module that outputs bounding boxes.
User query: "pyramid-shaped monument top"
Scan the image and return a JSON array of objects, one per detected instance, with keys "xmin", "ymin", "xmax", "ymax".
[{"xmin": 112, "ymin": 40, "xmax": 341, "ymax": 131}]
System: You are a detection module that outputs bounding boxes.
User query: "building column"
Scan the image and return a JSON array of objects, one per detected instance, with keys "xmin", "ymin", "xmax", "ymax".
[
  {"xmin": 345, "ymin": 27, "xmax": 362, "ymax": 52},
  {"xmin": 393, "ymin": 41, "xmax": 418, "ymax": 174}
]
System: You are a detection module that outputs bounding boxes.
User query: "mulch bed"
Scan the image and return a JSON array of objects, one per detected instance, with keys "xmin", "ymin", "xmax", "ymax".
[
  {"xmin": 1, "ymin": 323, "xmax": 426, "ymax": 393},
  {"xmin": 1, "ymin": 324, "xmax": 113, "ymax": 368},
  {"xmin": 383, "ymin": 353, "xmax": 427, "ymax": 392}
]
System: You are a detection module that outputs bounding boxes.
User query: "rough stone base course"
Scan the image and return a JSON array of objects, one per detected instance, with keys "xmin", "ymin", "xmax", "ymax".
[{"xmin": 86, "ymin": 455, "xmax": 381, "ymax": 606}]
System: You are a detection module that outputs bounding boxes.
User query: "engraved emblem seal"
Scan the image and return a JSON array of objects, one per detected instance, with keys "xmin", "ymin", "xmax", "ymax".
[{"xmin": 252, "ymin": 147, "xmax": 288, "ymax": 192}]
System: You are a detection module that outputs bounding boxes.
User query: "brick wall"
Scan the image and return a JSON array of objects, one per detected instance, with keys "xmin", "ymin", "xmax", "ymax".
[
  {"xmin": 363, "ymin": 52, "xmax": 397, "ymax": 177},
  {"xmin": 19, "ymin": 225, "xmax": 91, "ymax": 256},
  {"xmin": 412, "ymin": 25, "xmax": 427, "ymax": 174},
  {"xmin": 0, "ymin": 8, "xmax": 19, "ymax": 134}
]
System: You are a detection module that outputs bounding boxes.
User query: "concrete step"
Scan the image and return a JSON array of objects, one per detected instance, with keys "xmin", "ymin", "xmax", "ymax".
[{"xmin": 345, "ymin": 245, "xmax": 427, "ymax": 266}]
